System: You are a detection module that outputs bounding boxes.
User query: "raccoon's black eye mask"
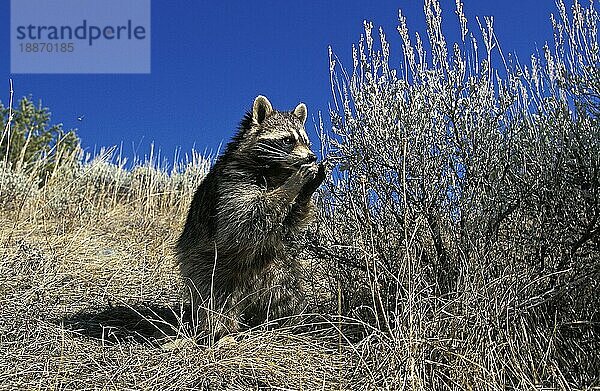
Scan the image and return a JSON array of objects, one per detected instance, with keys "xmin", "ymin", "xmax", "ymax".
[
  {"xmin": 281, "ymin": 136, "xmax": 295, "ymax": 146},
  {"xmin": 262, "ymin": 138, "xmax": 294, "ymax": 152}
]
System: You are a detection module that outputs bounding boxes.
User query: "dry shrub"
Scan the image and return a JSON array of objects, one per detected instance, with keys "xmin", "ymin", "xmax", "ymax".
[{"xmin": 311, "ymin": 0, "xmax": 600, "ymax": 388}]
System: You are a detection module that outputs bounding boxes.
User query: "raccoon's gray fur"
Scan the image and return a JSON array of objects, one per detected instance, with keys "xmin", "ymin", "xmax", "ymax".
[{"xmin": 176, "ymin": 95, "xmax": 325, "ymax": 338}]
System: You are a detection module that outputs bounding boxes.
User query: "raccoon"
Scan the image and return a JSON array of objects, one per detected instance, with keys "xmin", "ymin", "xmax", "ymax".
[{"xmin": 176, "ymin": 95, "xmax": 325, "ymax": 338}]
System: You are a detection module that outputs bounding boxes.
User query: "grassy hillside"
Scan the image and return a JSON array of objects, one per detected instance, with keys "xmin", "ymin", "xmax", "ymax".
[
  {"xmin": 1, "ymin": 0, "xmax": 599, "ymax": 389},
  {"xmin": 0, "ymin": 151, "xmax": 356, "ymax": 389}
]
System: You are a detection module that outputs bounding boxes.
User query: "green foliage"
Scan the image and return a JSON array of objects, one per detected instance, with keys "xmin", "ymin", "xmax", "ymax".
[{"xmin": 0, "ymin": 96, "xmax": 79, "ymax": 183}]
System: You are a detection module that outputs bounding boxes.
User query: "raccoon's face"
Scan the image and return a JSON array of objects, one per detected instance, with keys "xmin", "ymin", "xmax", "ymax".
[{"xmin": 245, "ymin": 96, "xmax": 317, "ymax": 171}]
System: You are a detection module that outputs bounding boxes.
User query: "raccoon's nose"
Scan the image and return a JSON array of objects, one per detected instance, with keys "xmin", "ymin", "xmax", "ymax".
[{"xmin": 307, "ymin": 153, "xmax": 317, "ymax": 163}]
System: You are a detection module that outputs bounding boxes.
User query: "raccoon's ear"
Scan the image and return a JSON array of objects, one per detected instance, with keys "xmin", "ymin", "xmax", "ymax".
[
  {"xmin": 293, "ymin": 102, "xmax": 307, "ymax": 124},
  {"xmin": 252, "ymin": 95, "xmax": 273, "ymax": 125}
]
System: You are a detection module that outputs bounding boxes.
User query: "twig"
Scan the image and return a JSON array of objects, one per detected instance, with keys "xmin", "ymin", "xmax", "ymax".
[{"xmin": 1, "ymin": 79, "xmax": 14, "ymax": 167}]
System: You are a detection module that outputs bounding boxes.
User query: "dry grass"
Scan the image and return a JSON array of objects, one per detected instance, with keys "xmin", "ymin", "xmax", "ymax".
[
  {"xmin": 0, "ymin": 150, "xmax": 360, "ymax": 390},
  {"xmin": 2, "ymin": 1, "xmax": 599, "ymax": 389}
]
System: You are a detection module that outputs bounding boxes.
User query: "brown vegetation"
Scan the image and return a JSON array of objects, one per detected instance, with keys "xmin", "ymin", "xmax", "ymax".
[{"xmin": 1, "ymin": 0, "xmax": 598, "ymax": 389}]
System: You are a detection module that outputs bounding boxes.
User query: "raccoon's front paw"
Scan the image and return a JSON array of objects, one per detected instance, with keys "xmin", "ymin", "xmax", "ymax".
[
  {"xmin": 312, "ymin": 162, "xmax": 326, "ymax": 187},
  {"xmin": 298, "ymin": 162, "xmax": 326, "ymax": 199},
  {"xmin": 294, "ymin": 163, "xmax": 319, "ymax": 185},
  {"xmin": 283, "ymin": 164, "xmax": 320, "ymax": 199},
  {"xmin": 282, "ymin": 163, "xmax": 317, "ymax": 196}
]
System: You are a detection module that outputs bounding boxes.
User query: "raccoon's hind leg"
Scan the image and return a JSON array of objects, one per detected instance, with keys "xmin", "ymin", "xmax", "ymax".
[
  {"xmin": 205, "ymin": 308, "xmax": 242, "ymax": 341},
  {"xmin": 184, "ymin": 272, "xmax": 243, "ymax": 341},
  {"xmin": 243, "ymin": 260, "xmax": 305, "ymax": 329}
]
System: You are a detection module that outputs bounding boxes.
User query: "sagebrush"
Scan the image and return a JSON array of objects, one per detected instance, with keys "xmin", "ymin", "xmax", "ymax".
[{"xmin": 310, "ymin": 0, "xmax": 599, "ymax": 388}]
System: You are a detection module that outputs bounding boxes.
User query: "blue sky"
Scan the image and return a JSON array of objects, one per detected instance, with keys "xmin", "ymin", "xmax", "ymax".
[{"xmin": 1, "ymin": 1, "xmax": 571, "ymax": 166}]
